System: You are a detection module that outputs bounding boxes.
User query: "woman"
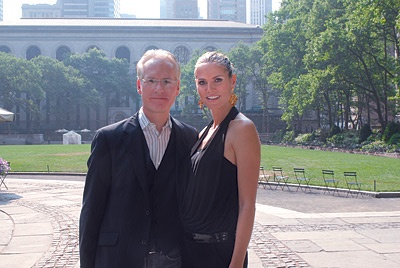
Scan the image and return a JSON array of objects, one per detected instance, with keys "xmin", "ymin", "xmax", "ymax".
[{"xmin": 180, "ymin": 52, "xmax": 261, "ymax": 268}]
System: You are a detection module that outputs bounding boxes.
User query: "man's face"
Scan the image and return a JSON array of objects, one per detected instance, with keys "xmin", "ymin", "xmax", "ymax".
[{"xmin": 137, "ymin": 57, "xmax": 180, "ymax": 117}]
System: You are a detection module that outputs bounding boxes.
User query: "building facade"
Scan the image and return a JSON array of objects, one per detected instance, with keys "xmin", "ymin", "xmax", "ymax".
[
  {"xmin": 22, "ymin": 3, "xmax": 62, "ymax": 19},
  {"xmin": 208, "ymin": 0, "xmax": 246, "ymax": 23},
  {"xmin": 247, "ymin": 0, "xmax": 272, "ymax": 26},
  {"xmin": 160, "ymin": 0, "xmax": 199, "ymax": 19},
  {"xmin": 21, "ymin": 0, "xmax": 120, "ymax": 19},
  {"xmin": 0, "ymin": 18, "xmax": 273, "ymax": 139},
  {"xmin": 0, "ymin": 0, "xmax": 3, "ymax": 21},
  {"xmin": 174, "ymin": 0, "xmax": 199, "ymax": 18}
]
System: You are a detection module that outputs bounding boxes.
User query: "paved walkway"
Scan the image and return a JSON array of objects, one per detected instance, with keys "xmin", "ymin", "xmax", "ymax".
[{"xmin": 1, "ymin": 175, "xmax": 400, "ymax": 268}]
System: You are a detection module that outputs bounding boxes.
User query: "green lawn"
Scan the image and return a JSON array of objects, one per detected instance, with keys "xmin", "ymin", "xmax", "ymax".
[
  {"xmin": 0, "ymin": 144, "xmax": 90, "ymax": 173},
  {"xmin": 261, "ymin": 145, "xmax": 400, "ymax": 192},
  {"xmin": 1, "ymin": 144, "xmax": 399, "ymax": 192}
]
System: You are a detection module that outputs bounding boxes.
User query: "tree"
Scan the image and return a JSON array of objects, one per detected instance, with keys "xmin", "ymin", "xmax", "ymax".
[
  {"xmin": 228, "ymin": 42, "xmax": 252, "ymax": 111},
  {"xmin": 0, "ymin": 52, "xmax": 43, "ymax": 132},
  {"xmin": 32, "ymin": 56, "xmax": 93, "ymax": 130},
  {"xmin": 179, "ymin": 49, "xmax": 210, "ymax": 119},
  {"xmin": 259, "ymin": 0, "xmax": 312, "ymax": 131},
  {"xmin": 64, "ymin": 48, "xmax": 135, "ymax": 128}
]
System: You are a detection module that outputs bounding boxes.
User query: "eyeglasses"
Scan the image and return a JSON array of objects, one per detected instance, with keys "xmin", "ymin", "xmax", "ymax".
[{"xmin": 141, "ymin": 78, "xmax": 178, "ymax": 88}]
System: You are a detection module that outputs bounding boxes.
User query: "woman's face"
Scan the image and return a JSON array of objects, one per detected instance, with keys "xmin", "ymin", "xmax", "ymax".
[{"xmin": 194, "ymin": 62, "xmax": 236, "ymax": 110}]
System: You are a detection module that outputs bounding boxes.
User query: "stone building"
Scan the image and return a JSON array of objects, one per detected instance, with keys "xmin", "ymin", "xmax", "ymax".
[{"xmin": 0, "ymin": 18, "xmax": 279, "ymax": 142}]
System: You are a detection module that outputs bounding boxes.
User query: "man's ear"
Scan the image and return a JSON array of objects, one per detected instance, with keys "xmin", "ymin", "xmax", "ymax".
[{"xmin": 137, "ymin": 79, "xmax": 142, "ymax": 95}]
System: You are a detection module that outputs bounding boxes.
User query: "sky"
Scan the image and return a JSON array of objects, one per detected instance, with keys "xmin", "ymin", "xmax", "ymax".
[{"xmin": 3, "ymin": 0, "xmax": 281, "ymax": 21}]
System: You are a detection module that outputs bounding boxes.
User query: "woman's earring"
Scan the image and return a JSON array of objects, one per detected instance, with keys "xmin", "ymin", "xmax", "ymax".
[
  {"xmin": 229, "ymin": 93, "xmax": 238, "ymax": 106},
  {"xmin": 198, "ymin": 100, "xmax": 203, "ymax": 109}
]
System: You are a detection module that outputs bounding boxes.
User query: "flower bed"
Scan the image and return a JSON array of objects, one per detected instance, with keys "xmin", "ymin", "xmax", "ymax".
[{"xmin": 0, "ymin": 158, "xmax": 11, "ymax": 176}]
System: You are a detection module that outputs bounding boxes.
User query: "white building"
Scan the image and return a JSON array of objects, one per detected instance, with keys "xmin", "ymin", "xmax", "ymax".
[
  {"xmin": 0, "ymin": 18, "xmax": 270, "ymax": 135},
  {"xmin": 21, "ymin": 0, "xmax": 120, "ymax": 19},
  {"xmin": 247, "ymin": 0, "xmax": 272, "ymax": 26}
]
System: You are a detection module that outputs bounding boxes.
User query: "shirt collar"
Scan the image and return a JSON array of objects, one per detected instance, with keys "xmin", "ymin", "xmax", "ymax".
[{"xmin": 138, "ymin": 107, "xmax": 172, "ymax": 130}]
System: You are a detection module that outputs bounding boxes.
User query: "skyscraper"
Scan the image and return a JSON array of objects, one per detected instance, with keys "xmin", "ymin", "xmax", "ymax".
[
  {"xmin": 160, "ymin": 0, "xmax": 174, "ymax": 18},
  {"xmin": 247, "ymin": 0, "xmax": 272, "ymax": 26},
  {"xmin": 89, "ymin": 0, "xmax": 120, "ymax": 18},
  {"xmin": 208, "ymin": 0, "xmax": 246, "ymax": 23},
  {"xmin": 0, "ymin": 0, "xmax": 3, "ymax": 21},
  {"xmin": 160, "ymin": 0, "xmax": 199, "ymax": 19},
  {"xmin": 63, "ymin": 0, "xmax": 120, "ymax": 18},
  {"xmin": 22, "ymin": 0, "xmax": 120, "ymax": 19}
]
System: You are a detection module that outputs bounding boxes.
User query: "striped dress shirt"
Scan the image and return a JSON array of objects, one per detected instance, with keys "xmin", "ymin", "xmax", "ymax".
[{"xmin": 138, "ymin": 108, "xmax": 172, "ymax": 169}]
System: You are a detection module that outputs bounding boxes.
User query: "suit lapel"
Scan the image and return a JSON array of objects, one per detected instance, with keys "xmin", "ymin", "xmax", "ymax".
[
  {"xmin": 172, "ymin": 118, "xmax": 188, "ymax": 161},
  {"xmin": 122, "ymin": 113, "xmax": 150, "ymax": 198}
]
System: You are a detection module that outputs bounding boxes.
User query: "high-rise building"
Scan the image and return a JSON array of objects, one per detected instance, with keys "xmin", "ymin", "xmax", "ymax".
[
  {"xmin": 160, "ymin": 0, "xmax": 174, "ymax": 18},
  {"xmin": 0, "ymin": 0, "xmax": 3, "ymax": 21},
  {"xmin": 22, "ymin": 3, "xmax": 61, "ymax": 19},
  {"xmin": 63, "ymin": 0, "xmax": 120, "ymax": 18},
  {"xmin": 208, "ymin": 0, "xmax": 246, "ymax": 23},
  {"xmin": 247, "ymin": 0, "xmax": 272, "ymax": 26},
  {"xmin": 22, "ymin": 0, "xmax": 120, "ymax": 19},
  {"xmin": 89, "ymin": 0, "xmax": 120, "ymax": 18},
  {"xmin": 174, "ymin": 0, "xmax": 199, "ymax": 18},
  {"xmin": 160, "ymin": 0, "xmax": 199, "ymax": 19}
]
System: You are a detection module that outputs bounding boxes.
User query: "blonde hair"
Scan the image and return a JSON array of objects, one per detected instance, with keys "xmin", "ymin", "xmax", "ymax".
[
  {"xmin": 194, "ymin": 51, "xmax": 234, "ymax": 77},
  {"xmin": 136, "ymin": 49, "xmax": 181, "ymax": 79}
]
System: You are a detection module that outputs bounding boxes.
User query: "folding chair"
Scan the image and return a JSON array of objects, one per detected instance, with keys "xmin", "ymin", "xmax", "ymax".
[
  {"xmin": 322, "ymin": 170, "xmax": 339, "ymax": 195},
  {"xmin": 258, "ymin": 166, "xmax": 271, "ymax": 189},
  {"xmin": 0, "ymin": 161, "xmax": 10, "ymax": 190},
  {"xmin": 293, "ymin": 168, "xmax": 311, "ymax": 192},
  {"xmin": 272, "ymin": 166, "xmax": 289, "ymax": 190},
  {"xmin": 343, "ymin": 172, "xmax": 362, "ymax": 197}
]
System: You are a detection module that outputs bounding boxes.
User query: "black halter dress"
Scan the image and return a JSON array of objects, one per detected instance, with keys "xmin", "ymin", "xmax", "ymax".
[{"xmin": 180, "ymin": 107, "xmax": 247, "ymax": 268}]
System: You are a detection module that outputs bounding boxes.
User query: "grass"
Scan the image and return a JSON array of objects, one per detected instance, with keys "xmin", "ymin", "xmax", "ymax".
[
  {"xmin": 261, "ymin": 145, "xmax": 400, "ymax": 192},
  {"xmin": 1, "ymin": 144, "xmax": 399, "ymax": 192},
  {"xmin": 0, "ymin": 144, "xmax": 90, "ymax": 173}
]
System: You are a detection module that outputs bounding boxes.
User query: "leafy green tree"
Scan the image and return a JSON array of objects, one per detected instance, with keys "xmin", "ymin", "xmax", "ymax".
[
  {"xmin": 32, "ymin": 56, "xmax": 94, "ymax": 130},
  {"xmin": 228, "ymin": 42, "xmax": 252, "ymax": 111},
  {"xmin": 260, "ymin": 0, "xmax": 399, "ymax": 135},
  {"xmin": 64, "ymin": 48, "xmax": 135, "ymax": 128},
  {"xmin": 259, "ymin": 0, "xmax": 312, "ymax": 131},
  {"xmin": 344, "ymin": 0, "xmax": 398, "ymax": 131},
  {"xmin": 179, "ymin": 49, "xmax": 210, "ymax": 119},
  {"xmin": 0, "ymin": 52, "xmax": 43, "ymax": 132}
]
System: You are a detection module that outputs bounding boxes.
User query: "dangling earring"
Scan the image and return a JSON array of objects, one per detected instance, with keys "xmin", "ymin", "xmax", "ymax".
[
  {"xmin": 198, "ymin": 100, "xmax": 204, "ymax": 109},
  {"xmin": 229, "ymin": 93, "xmax": 238, "ymax": 106}
]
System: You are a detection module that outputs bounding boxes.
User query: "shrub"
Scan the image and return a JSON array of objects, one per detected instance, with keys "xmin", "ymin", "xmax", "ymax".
[
  {"xmin": 326, "ymin": 130, "xmax": 358, "ymax": 148},
  {"xmin": 282, "ymin": 130, "xmax": 295, "ymax": 143},
  {"xmin": 361, "ymin": 140, "xmax": 388, "ymax": 153},
  {"xmin": 329, "ymin": 125, "xmax": 341, "ymax": 137},
  {"xmin": 294, "ymin": 133, "xmax": 314, "ymax": 144},
  {"xmin": 388, "ymin": 133, "xmax": 400, "ymax": 145},
  {"xmin": 359, "ymin": 124, "xmax": 372, "ymax": 144},
  {"xmin": 383, "ymin": 122, "xmax": 400, "ymax": 143}
]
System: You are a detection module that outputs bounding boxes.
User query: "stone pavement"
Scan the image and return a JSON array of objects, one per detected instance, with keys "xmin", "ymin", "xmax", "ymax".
[{"xmin": 1, "ymin": 175, "xmax": 400, "ymax": 268}]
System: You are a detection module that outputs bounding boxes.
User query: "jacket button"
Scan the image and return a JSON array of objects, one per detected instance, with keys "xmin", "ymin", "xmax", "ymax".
[
  {"xmin": 141, "ymin": 240, "xmax": 147, "ymax": 245},
  {"xmin": 146, "ymin": 210, "xmax": 151, "ymax": 216}
]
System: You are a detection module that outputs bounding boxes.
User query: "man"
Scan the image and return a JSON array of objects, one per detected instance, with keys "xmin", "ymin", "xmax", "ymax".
[{"xmin": 79, "ymin": 49, "xmax": 198, "ymax": 268}]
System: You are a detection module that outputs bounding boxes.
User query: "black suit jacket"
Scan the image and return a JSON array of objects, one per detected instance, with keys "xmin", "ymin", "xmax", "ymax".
[{"xmin": 79, "ymin": 112, "xmax": 197, "ymax": 268}]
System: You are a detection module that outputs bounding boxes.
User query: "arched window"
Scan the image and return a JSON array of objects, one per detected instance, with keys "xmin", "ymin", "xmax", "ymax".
[
  {"xmin": 144, "ymin": 46, "xmax": 158, "ymax": 52},
  {"xmin": 86, "ymin": 45, "xmax": 100, "ymax": 52},
  {"xmin": 115, "ymin": 46, "xmax": 130, "ymax": 63},
  {"xmin": 26, "ymin": 45, "xmax": 41, "ymax": 60},
  {"xmin": 113, "ymin": 112, "xmax": 127, "ymax": 123},
  {"xmin": 0, "ymin": 46, "xmax": 11, "ymax": 53},
  {"xmin": 173, "ymin": 46, "xmax": 190, "ymax": 65},
  {"xmin": 204, "ymin": 46, "xmax": 217, "ymax": 52},
  {"xmin": 56, "ymin": 46, "xmax": 71, "ymax": 61}
]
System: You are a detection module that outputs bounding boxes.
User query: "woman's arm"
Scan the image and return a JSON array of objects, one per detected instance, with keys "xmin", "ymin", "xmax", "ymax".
[{"xmin": 225, "ymin": 116, "xmax": 261, "ymax": 268}]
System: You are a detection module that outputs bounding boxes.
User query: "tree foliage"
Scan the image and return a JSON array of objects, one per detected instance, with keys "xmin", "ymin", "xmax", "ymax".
[{"xmin": 260, "ymin": 0, "xmax": 399, "ymax": 133}]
